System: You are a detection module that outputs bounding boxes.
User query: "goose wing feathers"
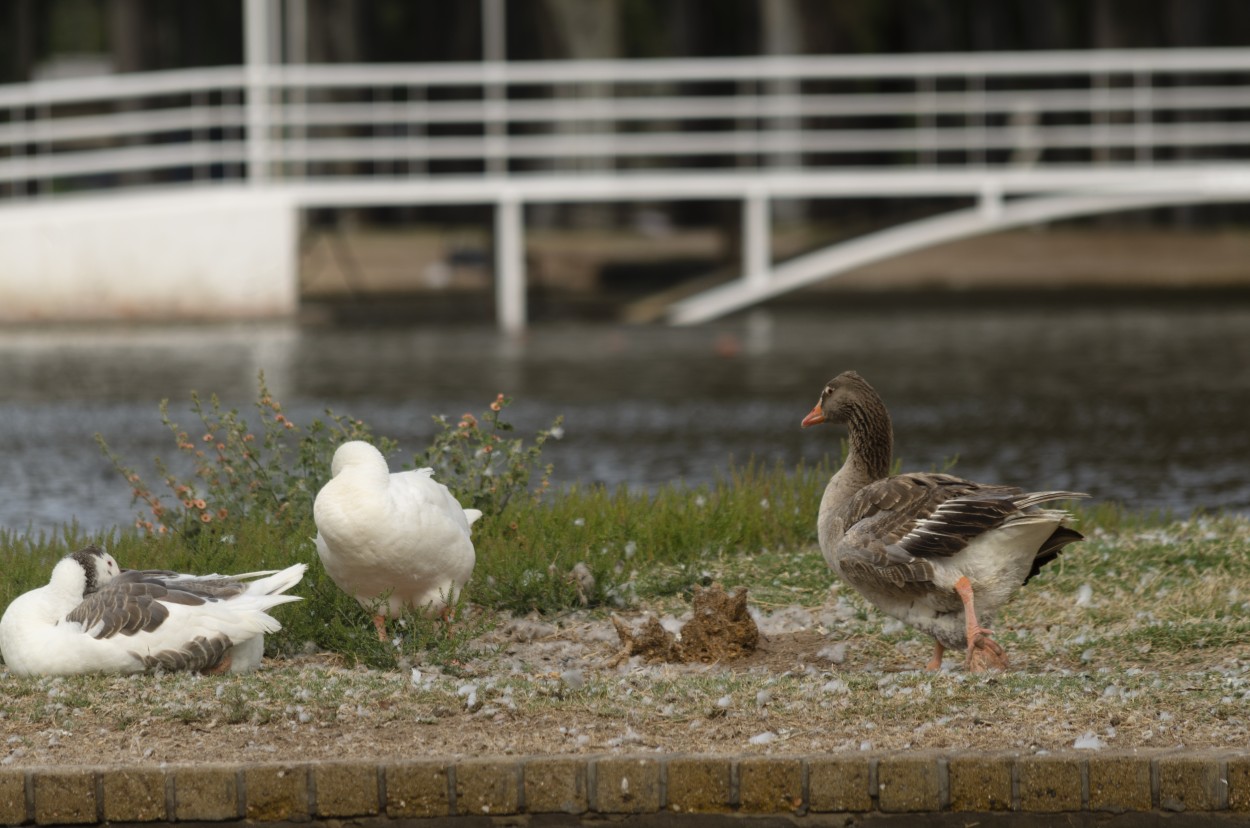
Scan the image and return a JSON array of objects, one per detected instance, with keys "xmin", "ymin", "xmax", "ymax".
[
  {"xmin": 839, "ymin": 473, "xmax": 1085, "ymax": 587},
  {"xmin": 390, "ymin": 468, "xmax": 479, "ymax": 531},
  {"xmin": 65, "ymin": 570, "xmax": 258, "ymax": 640}
]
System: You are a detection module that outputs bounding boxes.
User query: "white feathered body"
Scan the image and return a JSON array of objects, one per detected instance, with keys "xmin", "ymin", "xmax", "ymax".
[
  {"xmin": 0, "ymin": 553, "xmax": 305, "ymax": 676},
  {"xmin": 314, "ymin": 442, "xmax": 480, "ymax": 618}
]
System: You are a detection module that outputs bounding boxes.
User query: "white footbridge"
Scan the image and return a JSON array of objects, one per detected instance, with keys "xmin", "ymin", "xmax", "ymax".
[{"xmin": 5, "ymin": 36, "xmax": 1250, "ymax": 329}]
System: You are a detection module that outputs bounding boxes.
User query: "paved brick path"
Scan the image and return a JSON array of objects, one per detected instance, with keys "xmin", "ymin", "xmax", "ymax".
[{"xmin": 3, "ymin": 751, "xmax": 1248, "ymax": 825}]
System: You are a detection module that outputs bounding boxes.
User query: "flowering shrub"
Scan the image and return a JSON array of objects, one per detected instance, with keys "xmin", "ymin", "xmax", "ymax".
[
  {"xmin": 416, "ymin": 393, "xmax": 563, "ymax": 516},
  {"xmin": 96, "ymin": 373, "xmax": 393, "ymax": 536}
]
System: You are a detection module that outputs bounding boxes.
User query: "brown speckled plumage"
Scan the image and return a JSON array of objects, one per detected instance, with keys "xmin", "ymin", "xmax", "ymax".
[
  {"xmin": 132, "ymin": 633, "xmax": 234, "ymax": 673},
  {"xmin": 803, "ymin": 370, "xmax": 1087, "ymax": 671}
]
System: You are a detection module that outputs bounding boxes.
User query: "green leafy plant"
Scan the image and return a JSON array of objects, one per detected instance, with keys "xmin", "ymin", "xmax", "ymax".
[
  {"xmin": 416, "ymin": 393, "xmax": 563, "ymax": 516},
  {"xmin": 95, "ymin": 372, "xmax": 393, "ymax": 537}
]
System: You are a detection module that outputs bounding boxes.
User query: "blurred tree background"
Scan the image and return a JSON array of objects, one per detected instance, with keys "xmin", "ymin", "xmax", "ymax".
[{"xmin": 4, "ymin": 0, "xmax": 1250, "ymax": 82}]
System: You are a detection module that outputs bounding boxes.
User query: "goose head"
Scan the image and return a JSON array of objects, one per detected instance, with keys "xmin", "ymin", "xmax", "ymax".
[
  {"xmin": 329, "ymin": 441, "xmax": 388, "ymax": 479},
  {"xmin": 801, "ymin": 370, "xmax": 877, "ymax": 428},
  {"xmin": 52, "ymin": 545, "xmax": 120, "ymax": 597}
]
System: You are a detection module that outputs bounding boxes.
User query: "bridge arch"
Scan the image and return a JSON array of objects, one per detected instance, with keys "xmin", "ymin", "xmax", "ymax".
[{"xmin": 667, "ymin": 184, "xmax": 1250, "ymax": 325}]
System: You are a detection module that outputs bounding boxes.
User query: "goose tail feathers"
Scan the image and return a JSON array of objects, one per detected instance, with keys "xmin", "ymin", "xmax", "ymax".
[
  {"xmin": 244, "ymin": 563, "xmax": 307, "ymax": 598},
  {"xmin": 1013, "ymin": 490, "xmax": 1089, "ymax": 511}
]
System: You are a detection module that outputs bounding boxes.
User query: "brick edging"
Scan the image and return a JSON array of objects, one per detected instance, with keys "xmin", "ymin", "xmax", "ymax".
[{"xmin": 1, "ymin": 751, "xmax": 1246, "ymax": 824}]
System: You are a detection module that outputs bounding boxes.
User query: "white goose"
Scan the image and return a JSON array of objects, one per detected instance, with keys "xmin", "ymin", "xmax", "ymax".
[
  {"xmin": 0, "ymin": 546, "xmax": 305, "ymax": 676},
  {"xmin": 313, "ymin": 441, "xmax": 481, "ymax": 640},
  {"xmin": 802, "ymin": 371, "xmax": 1087, "ymax": 672}
]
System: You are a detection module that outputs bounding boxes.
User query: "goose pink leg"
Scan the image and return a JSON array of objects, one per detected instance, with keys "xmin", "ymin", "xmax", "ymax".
[
  {"xmin": 954, "ymin": 576, "xmax": 1008, "ymax": 672},
  {"xmin": 926, "ymin": 640, "xmax": 945, "ymax": 671}
]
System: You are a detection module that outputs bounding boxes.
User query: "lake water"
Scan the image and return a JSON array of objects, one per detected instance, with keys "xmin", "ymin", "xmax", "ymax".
[{"xmin": 2, "ymin": 293, "xmax": 1248, "ymax": 536}]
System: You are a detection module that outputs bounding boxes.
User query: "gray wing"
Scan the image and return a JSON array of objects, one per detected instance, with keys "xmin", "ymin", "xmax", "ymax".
[
  {"xmin": 64, "ymin": 570, "xmax": 248, "ymax": 639},
  {"xmin": 838, "ymin": 473, "xmax": 1086, "ymax": 588}
]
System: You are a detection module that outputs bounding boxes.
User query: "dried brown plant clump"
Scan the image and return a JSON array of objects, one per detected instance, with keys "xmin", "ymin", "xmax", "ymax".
[
  {"xmin": 609, "ymin": 584, "xmax": 760, "ymax": 665},
  {"xmin": 680, "ymin": 584, "xmax": 759, "ymax": 662},
  {"xmin": 608, "ymin": 615, "xmax": 681, "ymax": 665}
]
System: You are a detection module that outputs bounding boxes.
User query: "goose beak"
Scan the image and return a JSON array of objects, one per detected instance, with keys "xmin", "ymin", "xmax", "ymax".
[{"xmin": 801, "ymin": 405, "xmax": 825, "ymax": 428}]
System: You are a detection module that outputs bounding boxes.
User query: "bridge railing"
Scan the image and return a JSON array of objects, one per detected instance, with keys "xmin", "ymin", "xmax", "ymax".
[{"xmin": 3, "ymin": 48, "xmax": 1250, "ymax": 201}]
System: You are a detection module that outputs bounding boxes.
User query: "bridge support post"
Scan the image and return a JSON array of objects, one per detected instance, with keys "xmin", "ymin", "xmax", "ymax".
[
  {"xmin": 495, "ymin": 197, "xmax": 526, "ymax": 334},
  {"xmin": 743, "ymin": 190, "xmax": 771, "ymax": 288},
  {"xmin": 978, "ymin": 180, "xmax": 1002, "ymax": 219},
  {"xmin": 244, "ymin": 0, "xmax": 271, "ymax": 184}
]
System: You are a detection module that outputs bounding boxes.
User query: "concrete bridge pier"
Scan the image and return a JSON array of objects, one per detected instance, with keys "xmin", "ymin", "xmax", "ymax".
[
  {"xmin": 495, "ymin": 196, "xmax": 526, "ymax": 336},
  {"xmin": 0, "ymin": 187, "xmax": 298, "ymax": 323}
]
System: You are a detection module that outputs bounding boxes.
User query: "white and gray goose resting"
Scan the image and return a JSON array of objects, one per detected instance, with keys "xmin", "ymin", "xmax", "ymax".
[
  {"xmin": 0, "ymin": 546, "xmax": 305, "ymax": 676},
  {"xmin": 801, "ymin": 371, "xmax": 1087, "ymax": 672}
]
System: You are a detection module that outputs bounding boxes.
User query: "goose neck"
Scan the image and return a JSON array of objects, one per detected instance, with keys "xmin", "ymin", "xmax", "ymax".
[{"xmin": 843, "ymin": 395, "xmax": 893, "ymax": 487}]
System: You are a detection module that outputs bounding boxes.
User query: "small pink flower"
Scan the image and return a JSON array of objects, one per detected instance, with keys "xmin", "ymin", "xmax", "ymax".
[{"xmin": 200, "ymin": 512, "xmax": 213, "ymax": 523}]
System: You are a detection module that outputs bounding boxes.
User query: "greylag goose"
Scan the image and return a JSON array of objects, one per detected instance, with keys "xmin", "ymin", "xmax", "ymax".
[
  {"xmin": 801, "ymin": 371, "xmax": 1086, "ymax": 671},
  {"xmin": 0, "ymin": 545, "xmax": 305, "ymax": 676},
  {"xmin": 314, "ymin": 441, "xmax": 481, "ymax": 641}
]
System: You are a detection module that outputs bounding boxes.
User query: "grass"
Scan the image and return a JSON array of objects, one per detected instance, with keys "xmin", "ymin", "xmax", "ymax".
[
  {"xmin": 0, "ymin": 456, "xmax": 837, "ymax": 670},
  {"xmin": 3, "ymin": 465, "xmax": 1248, "ymax": 676}
]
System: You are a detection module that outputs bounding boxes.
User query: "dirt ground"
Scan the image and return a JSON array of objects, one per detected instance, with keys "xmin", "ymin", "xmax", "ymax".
[{"xmin": 5, "ymin": 592, "xmax": 1248, "ymax": 766}]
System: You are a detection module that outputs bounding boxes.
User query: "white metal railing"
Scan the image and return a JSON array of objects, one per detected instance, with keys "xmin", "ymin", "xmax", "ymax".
[{"xmin": 4, "ymin": 48, "xmax": 1250, "ymax": 199}]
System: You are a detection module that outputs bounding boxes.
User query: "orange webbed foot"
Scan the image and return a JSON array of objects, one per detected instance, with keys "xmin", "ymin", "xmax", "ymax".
[
  {"xmin": 953, "ymin": 576, "xmax": 1009, "ymax": 672},
  {"xmin": 965, "ymin": 629, "xmax": 1009, "ymax": 672}
]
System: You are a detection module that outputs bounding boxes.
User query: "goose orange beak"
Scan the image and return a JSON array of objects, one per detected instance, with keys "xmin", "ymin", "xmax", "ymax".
[{"xmin": 801, "ymin": 405, "xmax": 825, "ymax": 428}]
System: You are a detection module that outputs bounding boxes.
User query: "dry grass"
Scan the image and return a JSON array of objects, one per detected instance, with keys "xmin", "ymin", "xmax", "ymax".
[{"xmin": 2, "ymin": 512, "xmax": 1249, "ymax": 766}]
